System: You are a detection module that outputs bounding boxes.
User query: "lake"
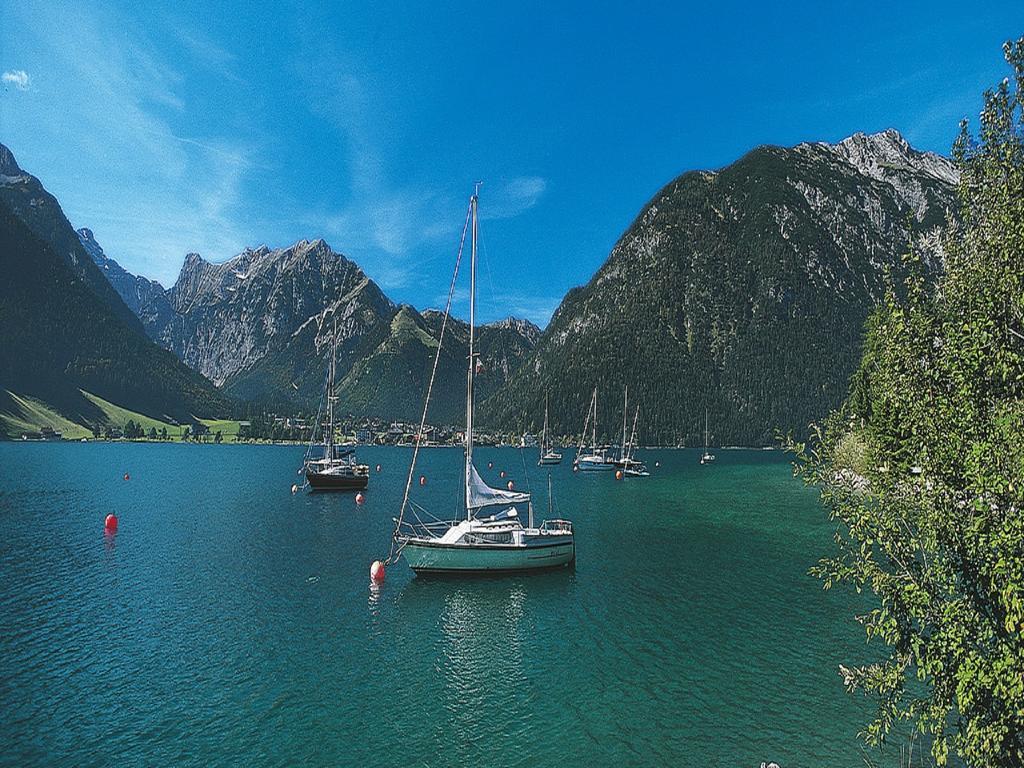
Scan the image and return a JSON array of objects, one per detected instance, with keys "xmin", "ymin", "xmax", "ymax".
[{"xmin": 0, "ymin": 443, "xmax": 891, "ymax": 767}]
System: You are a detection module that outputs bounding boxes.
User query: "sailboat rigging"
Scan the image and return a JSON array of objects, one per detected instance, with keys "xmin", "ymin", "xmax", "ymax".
[
  {"xmin": 389, "ymin": 187, "xmax": 575, "ymax": 574},
  {"xmin": 538, "ymin": 394, "xmax": 562, "ymax": 465},
  {"xmin": 301, "ymin": 319, "xmax": 370, "ymax": 490},
  {"xmin": 700, "ymin": 407, "xmax": 716, "ymax": 464},
  {"xmin": 574, "ymin": 387, "xmax": 615, "ymax": 471}
]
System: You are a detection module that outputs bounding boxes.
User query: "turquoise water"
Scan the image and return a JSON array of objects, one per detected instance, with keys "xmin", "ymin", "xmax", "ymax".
[{"xmin": 0, "ymin": 444, "xmax": 888, "ymax": 766}]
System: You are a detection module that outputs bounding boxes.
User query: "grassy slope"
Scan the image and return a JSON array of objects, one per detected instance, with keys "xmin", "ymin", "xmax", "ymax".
[{"xmin": 1, "ymin": 389, "xmax": 241, "ymax": 442}]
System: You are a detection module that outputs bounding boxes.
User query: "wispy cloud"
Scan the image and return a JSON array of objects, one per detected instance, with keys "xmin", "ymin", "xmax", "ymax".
[
  {"xmin": 5, "ymin": 4, "xmax": 260, "ymax": 285},
  {"xmin": 481, "ymin": 176, "xmax": 548, "ymax": 220},
  {"xmin": 2, "ymin": 69, "xmax": 30, "ymax": 91}
]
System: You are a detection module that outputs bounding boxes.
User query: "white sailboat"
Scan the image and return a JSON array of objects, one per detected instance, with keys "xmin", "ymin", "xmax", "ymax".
[
  {"xmin": 538, "ymin": 394, "xmax": 562, "ymax": 465},
  {"xmin": 700, "ymin": 407, "xmax": 716, "ymax": 464},
  {"xmin": 615, "ymin": 399, "xmax": 649, "ymax": 477},
  {"xmin": 392, "ymin": 188, "xmax": 575, "ymax": 575},
  {"xmin": 574, "ymin": 387, "xmax": 615, "ymax": 471}
]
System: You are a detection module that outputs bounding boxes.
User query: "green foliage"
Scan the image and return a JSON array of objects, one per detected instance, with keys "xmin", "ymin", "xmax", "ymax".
[
  {"xmin": 481, "ymin": 131, "xmax": 954, "ymax": 445},
  {"xmin": 794, "ymin": 39, "xmax": 1024, "ymax": 767}
]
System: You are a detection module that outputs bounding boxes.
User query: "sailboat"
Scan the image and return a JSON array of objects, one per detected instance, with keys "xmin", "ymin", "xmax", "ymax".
[
  {"xmin": 301, "ymin": 321, "xmax": 370, "ymax": 490},
  {"xmin": 538, "ymin": 394, "xmax": 562, "ymax": 465},
  {"xmin": 615, "ymin": 394, "xmax": 649, "ymax": 477},
  {"xmin": 700, "ymin": 407, "xmax": 716, "ymax": 465},
  {"xmin": 574, "ymin": 388, "xmax": 615, "ymax": 471},
  {"xmin": 392, "ymin": 188, "xmax": 575, "ymax": 574}
]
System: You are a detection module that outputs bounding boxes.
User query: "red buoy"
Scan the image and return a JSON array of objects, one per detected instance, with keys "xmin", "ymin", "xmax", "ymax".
[
  {"xmin": 356, "ymin": 492, "xmax": 365, "ymax": 505},
  {"xmin": 499, "ymin": 470, "xmax": 506, "ymax": 479},
  {"xmin": 123, "ymin": 473, "xmax": 130, "ymax": 481},
  {"xmin": 615, "ymin": 470, "xmax": 624, "ymax": 481},
  {"xmin": 370, "ymin": 560, "xmax": 386, "ymax": 583},
  {"xmin": 104, "ymin": 513, "xmax": 118, "ymax": 532},
  {"xmin": 419, "ymin": 475, "xmax": 426, "ymax": 486},
  {"xmin": 507, "ymin": 480, "xmax": 514, "ymax": 490}
]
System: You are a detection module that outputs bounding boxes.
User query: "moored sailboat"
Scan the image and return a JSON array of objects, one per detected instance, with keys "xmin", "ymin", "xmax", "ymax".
[
  {"xmin": 538, "ymin": 394, "xmax": 562, "ymax": 465},
  {"xmin": 301, "ymin": 322, "xmax": 370, "ymax": 491},
  {"xmin": 700, "ymin": 407, "xmax": 716, "ymax": 465},
  {"xmin": 614, "ymin": 394, "xmax": 649, "ymax": 477},
  {"xmin": 574, "ymin": 388, "xmax": 615, "ymax": 471},
  {"xmin": 390, "ymin": 188, "xmax": 575, "ymax": 575}
]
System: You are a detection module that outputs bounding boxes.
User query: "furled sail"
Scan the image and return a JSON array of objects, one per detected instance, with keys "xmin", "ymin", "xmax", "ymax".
[{"xmin": 467, "ymin": 463, "xmax": 530, "ymax": 510}]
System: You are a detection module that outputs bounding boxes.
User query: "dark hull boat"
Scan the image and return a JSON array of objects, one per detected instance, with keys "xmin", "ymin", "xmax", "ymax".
[
  {"xmin": 305, "ymin": 454, "xmax": 369, "ymax": 490},
  {"xmin": 300, "ymin": 322, "xmax": 369, "ymax": 493}
]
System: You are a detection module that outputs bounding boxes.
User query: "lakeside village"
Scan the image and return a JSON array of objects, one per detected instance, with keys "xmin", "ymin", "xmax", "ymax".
[{"xmin": 15, "ymin": 412, "xmax": 557, "ymax": 448}]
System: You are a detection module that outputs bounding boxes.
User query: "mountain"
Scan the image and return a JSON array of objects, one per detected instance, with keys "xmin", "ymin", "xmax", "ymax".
[
  {"xmin": 0, "ymin": 200, "xmax": 231, "ymax": 429},
  {"xmin": 78, "ymin": 228, "xmax": 174, "ymax": 332},
  {"xmin": 0, "ymin": 143, "xmax": 143, "ymax": 332},
  {"xmin": 335, "ymin": 306, "xmax": 540, "ymax": 424},
  {"xmin": 480, "ymin": 129, "xmax": 959, "ymax": 445},
  {"xmin": 92, "ymin": 236, "xmax": 540, "ymax": 420}
]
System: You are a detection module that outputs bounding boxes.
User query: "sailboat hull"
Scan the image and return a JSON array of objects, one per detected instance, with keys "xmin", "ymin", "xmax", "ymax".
[
  {"xmin": 306, "ymin": 470, "xmax": 369, "ymax": 491},
  {"xmin": 401, "ymin": 536, "xmax": 575, "ymax": 574},
  {"xmin": 538, "ymin": 454, "xmax": 562, "ymax": 465}
]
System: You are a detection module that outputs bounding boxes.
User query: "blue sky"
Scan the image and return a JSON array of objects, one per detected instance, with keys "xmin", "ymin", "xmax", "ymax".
[{"xmin": 2, "ymin": 2, "xmax": 1022, "ymax": 325}]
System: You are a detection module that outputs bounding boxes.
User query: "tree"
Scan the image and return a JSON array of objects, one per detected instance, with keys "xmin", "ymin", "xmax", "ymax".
[
  {"xmin": 148, "ymin": 426, "xmax": 157, "ymax": 440},
  {"xmin": 181, "ymin": 426, "xmax": 190, "ymax": 442},
  {"xmin": 214, "ymin": 430, "xmax": 222, "ymax": 444},
  {"xmin": 793, "ymin": 39, "xmax": 1024, "ymax": 766},
  {"xmin": 159, "ymin": 427, "xmax": 167, "ymax": 441}
]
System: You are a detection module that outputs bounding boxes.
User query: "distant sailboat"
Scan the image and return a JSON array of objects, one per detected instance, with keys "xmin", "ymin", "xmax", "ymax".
[
  {"xmin": 615, "ymin": 397, "xmax": 649, "ymax": 477},
  {"xmin": 574, "ymin": 388, "xmax": 615, "ymax": 471},
  {"xmin": 700, "ymin": 407, "xmax": 716, "ymax": 465},
  {"xmin": 391, "ymin": 188, "xmax": 575, "ymax": 574},
  {"xmin": 302, "ymin": 321, "xmax": 370, "ymax": 490},
  {"xmin": 538, "ymin": 394, "xmax": 562, "ymax": 465}
]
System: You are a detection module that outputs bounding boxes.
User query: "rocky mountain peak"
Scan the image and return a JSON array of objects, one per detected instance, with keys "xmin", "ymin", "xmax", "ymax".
[
  {"xmin": 828, "ymin": 129, "xmax": 959, "ymax": 186},
  {"xmin": 76, "ymin": 228, "xmax": 104, "ymax": 262},
  {"xmin": 0, "ymin": 143, "xmax": 23, "ymax": 177},
  {"xmin": 488, "ymin": 316, "xmax": 542, "ymax": 344}
]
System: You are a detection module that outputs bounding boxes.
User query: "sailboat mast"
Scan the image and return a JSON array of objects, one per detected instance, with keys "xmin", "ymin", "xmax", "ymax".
[
  {"xmin": 465, "ymin": 188, "xmax": 479, "ymax": 519},
  {"xmin": 621, "ymin": 385, "xmax": 628, "ymax": 456},
  {"xmin": 326, "ymin": 318, "xmax": 337, "ymax": 459},
  {"xmin": 542, "ymin": 393, "xmax": 549, "ymax": 453},
  {"xmin": 592, "ymin": 387, "xmax": 598, "ymax": 452},
  {"xmin": 704, "ymin": 407, "xmax": 709, "ymax": 452}
]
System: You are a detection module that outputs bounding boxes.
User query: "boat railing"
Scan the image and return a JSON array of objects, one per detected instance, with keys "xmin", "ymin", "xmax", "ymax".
[
  {"xmin": 540, "ymin": 519, "xmax": 573, "ymax": 535},
  {"xmin": 394, "ymin": 515, "xmax": 455, "ymax": 540}
]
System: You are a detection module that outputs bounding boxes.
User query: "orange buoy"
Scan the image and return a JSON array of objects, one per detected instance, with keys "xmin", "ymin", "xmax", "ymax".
[
  {"xmin": 499, "ymin": 470, "xmax": 506, "ymax": 478},
  {"xmin": 123, "ymin": 473, "xmax": 130, "ymax": 481},
  {"xmin": 370, "ymin": 560, "xmax": 386, "ymax": 583},
  {"xmin": 507, "ymin": 480, "xmax": 514, "ymax": 490},
  {"xmin": 291, "ymin": 483, "xmax": 298, "ymax": 494},
  {"xmin": 375, "ymin": 464, "xmax": 382, "ymax": 473},
  {"xmin": 419, "ymin": 475, "xmax": 426, "ymax": 486},
  {"xmin": 104, "ymin": 513, "xmax": 118, "ymax": 532},
  {"xmin": 615, "ymin": 470, "xmax": 624, "ymax": 480},
  {"xmin": 356, "ymin": 492, "xmax": 365, "ymax": 505}
]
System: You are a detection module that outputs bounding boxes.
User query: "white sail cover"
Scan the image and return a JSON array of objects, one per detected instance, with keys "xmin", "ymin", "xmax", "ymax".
[{"xmin": 467, "ymin": 464, "xmax": 530, "ymax": 510}]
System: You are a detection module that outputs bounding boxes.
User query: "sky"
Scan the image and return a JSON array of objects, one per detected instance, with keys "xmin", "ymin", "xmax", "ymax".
[{"xmin": 2, "ymin": 2, "xmax": 1022, "ymax": 326}]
